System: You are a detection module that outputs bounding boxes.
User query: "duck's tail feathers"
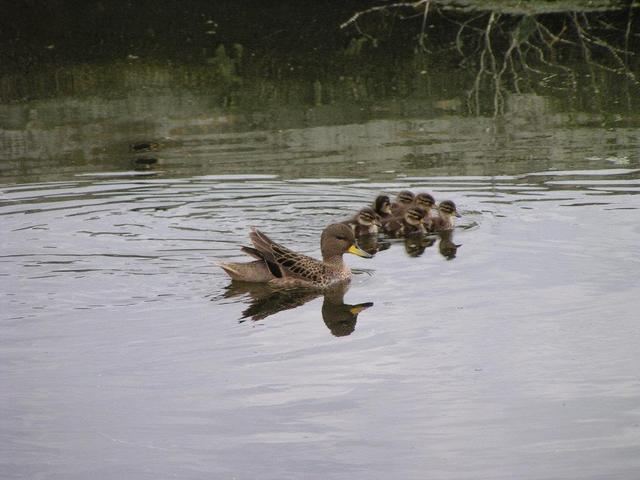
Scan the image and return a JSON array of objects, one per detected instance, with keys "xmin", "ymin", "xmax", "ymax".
[
  {"xmin": 217, "ymin": 260, "xmax": 275, "ymax": 282},
  {"xmin": 217, "ymin": 262, "xmax": 245, "ymax": 281}
]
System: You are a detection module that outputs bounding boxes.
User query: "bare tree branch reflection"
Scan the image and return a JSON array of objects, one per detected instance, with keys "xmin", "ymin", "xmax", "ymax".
[{"xmin": 341, "ymin": 1, "xmax": 640, "ymax": 115}]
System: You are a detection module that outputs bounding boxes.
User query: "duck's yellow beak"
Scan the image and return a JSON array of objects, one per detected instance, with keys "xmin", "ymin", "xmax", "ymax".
[
  {"xmin": 349, "ymin": 302, "xmax": 374, "ymax": 315},
  {"xmin": 348, "ymin": 244, "xmax": 373, "ymax": 258}
]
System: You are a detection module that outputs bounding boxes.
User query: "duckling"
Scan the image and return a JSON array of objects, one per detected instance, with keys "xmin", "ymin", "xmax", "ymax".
[
  {"xmin": 342, "ymin": 207, "xmax": 381, "ymax": 237},
  {"xmin": 414, "ymin": 192, "xmax": 435, "ymax": 213},
  {"xmin": 373, "ymin": 195, "xmax": 393, "ymax": 221},
  {"xmin": 382, "ymin": 206, "xmax": 427, "ymax": 237},
  {"xmin": 218, "ymin": 223, "xmax": 373, "ymax": 288},
  {"xmin": 430, "ymin": 200, "xmax": 461, "ymax": 231},
  {"xmin": 413, "ymin": 192, "xmax": 436, "ymax": 228},
  {"xmin": 390, "ymin": 190, "xmax": 415, "ymax": 215}
]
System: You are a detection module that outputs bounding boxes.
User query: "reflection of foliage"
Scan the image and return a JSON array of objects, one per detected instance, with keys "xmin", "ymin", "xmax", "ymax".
[
  {"xmin": 341, "ymin": 0, "xmax": 640, "ymax": 115},
  {"xmin": 206, "ymin": 44, "xmax": 243, "ymax": 105}
]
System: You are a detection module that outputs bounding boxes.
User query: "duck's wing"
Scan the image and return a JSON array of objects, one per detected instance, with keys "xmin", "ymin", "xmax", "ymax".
[{"xmin": 249, "ymin": 228, "xmax": 325, "ymax": 282}]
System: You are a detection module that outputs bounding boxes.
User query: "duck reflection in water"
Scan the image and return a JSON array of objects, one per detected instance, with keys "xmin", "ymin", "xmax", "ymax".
[
  {"xmin": 223, "ymin": 282, "xmax": 373, "ymax": 337},
  {"xmin": 437, "ymin": 230, "xmax": 461, "ymax": 260},
  {"xmin": 403, "ymin": 234, "xmax": 436, "ymax": 257},
  {"xmin": 356, "ymin": 233, "xmax": 391, "ymax": 256}
]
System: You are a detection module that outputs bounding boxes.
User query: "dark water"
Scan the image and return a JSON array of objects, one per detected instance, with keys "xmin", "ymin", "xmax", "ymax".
[{"xmin": 2, "ymin": 65, "xmax": 640, "ymax": 478}]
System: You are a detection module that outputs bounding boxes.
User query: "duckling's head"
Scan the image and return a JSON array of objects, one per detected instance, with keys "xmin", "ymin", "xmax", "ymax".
[
  {"xmin": 396, "ymin": 190, "xmax": 415, "ymax": 205},
  {"xmin": 415, "ymin": 193, "xmax": 435, "ymax": 211},
  {"xmin": 438, "ymin": 200, "xmax": 461, "ymax": 218},
  {"xmin": 321, "ymin": 223, "xmax": 373, "ymax": 260},
  {"xmin": 356, "ymin": 207, "xmax": 381, "ymax": 227},
  {"xmin": 374, "ymin": 195, "xmax": 392, "ymax": 215},
  {"xmin": 405, "ymin": 207, "xmax": 426, "ymax": 226}
]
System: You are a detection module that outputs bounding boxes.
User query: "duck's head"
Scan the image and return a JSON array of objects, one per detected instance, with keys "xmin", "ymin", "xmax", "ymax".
[
  {"xmin": 374, "ymin": 195, "xmax": 392, "ymax": 215},
  {"xmin": 321, "ymin": 223, "xmax": 373, "ymax": 260},
  {"xmin": 415, "ymin": 193, "xmax": 435, "ymax": 212},
  {"xmin": 405, "ymin": 207, "xmax": 426, "ymax": 226},
  {"xmin": 395, "ymin": 190, "xmax": 415, "ymax": 206},
  {"xmin": 356, "ymin": 207, "xmax": 382, "ymax": 227},
  {"xmin": 438, "ymin": 200, "xmax": 461, "ymax": 218}
]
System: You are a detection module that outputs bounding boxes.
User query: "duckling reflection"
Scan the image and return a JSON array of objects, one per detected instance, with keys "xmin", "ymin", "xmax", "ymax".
[
  {"xmin": 403, "ymin": 234, "xmax": 435, "ymax": 257},
  {"xmin": 356, "ymin": 233, "xmax": 392, "ymax": 255},
  {"xmin": 437, "ymin": 230, "xmax": 461, "ymax": 260},
  {"xmin": 223, "ymin": 282, "xmax": 373, "ymax": 336}
]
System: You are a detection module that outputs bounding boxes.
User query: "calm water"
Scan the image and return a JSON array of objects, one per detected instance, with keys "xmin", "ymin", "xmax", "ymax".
[{"xmin": 2, "ymin": 95, "xmax": 640, "ymax": 479}]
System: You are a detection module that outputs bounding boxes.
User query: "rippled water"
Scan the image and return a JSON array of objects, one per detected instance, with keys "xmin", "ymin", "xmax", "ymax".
[{"xmin": 2, "ymin": 112, "xmax": 640, "ymax": 479}]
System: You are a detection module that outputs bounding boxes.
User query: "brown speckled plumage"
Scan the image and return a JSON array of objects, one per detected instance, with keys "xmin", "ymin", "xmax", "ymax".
[{"xmin": 219, "ymin": 223, "xmax": 372, "ymax": 288}]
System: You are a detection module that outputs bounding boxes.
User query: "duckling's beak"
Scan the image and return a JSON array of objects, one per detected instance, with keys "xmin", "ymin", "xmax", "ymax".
[
  {"xmin": 454, "ymin": 211, "xmax": 461, "ymax": 218},
  {"xmin": 348, "ymin": 244, "xmax": 373, "ymax": 258}
]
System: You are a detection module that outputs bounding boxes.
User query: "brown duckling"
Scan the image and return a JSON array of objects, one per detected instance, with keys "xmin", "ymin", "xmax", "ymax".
[
  {"xmin": 373, "ymin": 194, "xmax": 393, "ymax": 221},
  {"xmin": 390, "ymin": 190, "xmax": 415, "ymax": 216},
  {"xmin": 382, "ymin": 206, "xmax": 427, "ymax": 237},
  {"xmin": 342, "ymin": 207, "xmax": 381, "ymax": 237},
  {"xmin": 414, "ymin": 192, "xmax": 435, "ymax": 213},
  {"xmin": 430, "ymin": 200, "xmax": 461, "ymax": 231},
  {"xmin": 413, "ymin": 192, "xmax": 436, "ymax": 228}
]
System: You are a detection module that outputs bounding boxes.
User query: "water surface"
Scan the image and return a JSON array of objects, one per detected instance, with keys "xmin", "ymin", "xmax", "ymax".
[{"xmin": 2, "ymin": 100, "xmax": 640, "ymax": 479}]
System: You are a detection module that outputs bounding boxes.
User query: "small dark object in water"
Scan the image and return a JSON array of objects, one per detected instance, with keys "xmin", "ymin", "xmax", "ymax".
[
  {"xmin": 133, "ymin": 157, "xmax": 158, "ymax": 165},
  {"xmin": 130, "ymin": 141, "xmax": 159, "ymax": 152}
]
